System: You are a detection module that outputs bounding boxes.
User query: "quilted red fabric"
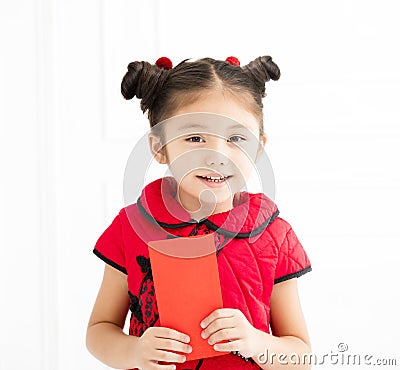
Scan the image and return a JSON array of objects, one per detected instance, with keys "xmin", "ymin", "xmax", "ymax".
[{"xmin": 93, "ymin": 176, "xmax": 311, "ymax": 369}]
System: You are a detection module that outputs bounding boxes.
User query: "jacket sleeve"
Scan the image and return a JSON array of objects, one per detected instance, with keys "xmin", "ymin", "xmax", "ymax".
[
  {"xmin": 93, "ymin": 213, "xmax": 127, "ymax": 274},
  {"xmin": 274, "ymin": 220, "xmax": 312, "ymax": 284}
]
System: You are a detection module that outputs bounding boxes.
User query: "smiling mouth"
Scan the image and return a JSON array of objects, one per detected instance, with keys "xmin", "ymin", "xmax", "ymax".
[{"xmin": 196, "ymin": 175, "xmax": 232, "ymax": 183}]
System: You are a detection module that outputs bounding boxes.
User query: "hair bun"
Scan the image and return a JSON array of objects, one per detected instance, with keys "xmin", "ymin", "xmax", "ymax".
[
  {"xmin": 243, "ymin": 56, "xmax": 281, "ymax": 96},
  {"xmin": 121, "ymin": 61, "xmax": 170, "ymax": 112}
]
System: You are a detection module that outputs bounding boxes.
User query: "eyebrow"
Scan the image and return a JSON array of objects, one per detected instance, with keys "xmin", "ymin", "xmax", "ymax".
[{"xmin": 183, "ymin": 123, "xmax": 251, "ymax": 131}]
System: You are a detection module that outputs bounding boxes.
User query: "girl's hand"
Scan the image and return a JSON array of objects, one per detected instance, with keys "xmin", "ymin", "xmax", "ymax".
[
  {"xmin": 200, "ymin": 308, "xmax": 265, "ymax": 359},
  {"xmin": 131, "ymin": 326, "xmax": 192, "ymax": 370}
]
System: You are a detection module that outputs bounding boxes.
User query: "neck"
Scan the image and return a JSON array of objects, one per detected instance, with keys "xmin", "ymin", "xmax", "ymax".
[{"xmin": 178, "ymin": 194, "xmax": 234, "ymax": 221}]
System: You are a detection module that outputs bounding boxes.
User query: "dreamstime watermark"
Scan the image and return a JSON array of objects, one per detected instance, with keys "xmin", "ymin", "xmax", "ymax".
[{"xmin": 257, "ymin": 343, "xmax": 398, "ymax": 366}]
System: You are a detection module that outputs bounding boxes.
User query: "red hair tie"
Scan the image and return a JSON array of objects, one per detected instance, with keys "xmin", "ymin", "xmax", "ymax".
[
  {"xmin": 225, "ymin": 56, "xmax": 240, "ymax": 66},
  {"xmin": 155, "ymin": 57, "xmax": 173, "ymax": 70}
]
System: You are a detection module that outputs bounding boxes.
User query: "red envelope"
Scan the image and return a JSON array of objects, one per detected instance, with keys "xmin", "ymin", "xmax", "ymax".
[{"xmin": 147, "ymin": 232, "xmax": 227, "ymax": 361}]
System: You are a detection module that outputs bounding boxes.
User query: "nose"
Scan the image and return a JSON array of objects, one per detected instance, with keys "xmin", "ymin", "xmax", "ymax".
[{"xmin": 204, "ymin": 137, "xmax": 229, "ymax": 166}]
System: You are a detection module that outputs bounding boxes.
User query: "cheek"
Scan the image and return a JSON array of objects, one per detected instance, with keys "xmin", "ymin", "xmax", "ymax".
[
  {"xmin": 241, "ymin": 160, "xmax": 254, "ymax": 174},
  {"xmin": 235, "ymin": 163, "xmax": 254, "ymax": 183},
  {"xmin": 180, "ymin": 175, "xmax": 196, "ymax": 189},
  {"xmin": 233, "ymin": 145, "xmax": 257, "ymax": 169},
  {"xmin": 229, "ymin": 148, "xmax": 257, "ymax": 189},
  {"xmin": 165, "ymin": 147, "xmax": 199, "ymax": 181}
]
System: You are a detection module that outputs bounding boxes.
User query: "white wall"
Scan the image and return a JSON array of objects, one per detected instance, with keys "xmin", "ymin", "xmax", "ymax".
[{"xmin": 1, "ymin": 1, "xmax": 399, "ymax": 369}]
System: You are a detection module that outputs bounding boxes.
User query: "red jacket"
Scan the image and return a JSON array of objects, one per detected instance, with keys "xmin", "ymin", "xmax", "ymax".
[{"xmin": 93, "ymin": 176, "xmax": 311, "ymax": 369}]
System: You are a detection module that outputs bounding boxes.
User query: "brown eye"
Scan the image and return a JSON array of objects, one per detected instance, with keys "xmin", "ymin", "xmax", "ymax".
[
  {"xmin": 186, "ymin": 136, "xmax": 204, "ymax": 143},
  {"xmin": 229, "ymin": 136, "xmax": 245, "ymax": 142}
]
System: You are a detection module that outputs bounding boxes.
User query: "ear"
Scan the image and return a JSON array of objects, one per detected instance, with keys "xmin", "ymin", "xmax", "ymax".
[
  {"xmin": 148, "ymin": 133, "xmax": 168, "ymax": 164},
  {"xmin": 256, "ymin": 133, "xmax": 267, "ymax": 162}
]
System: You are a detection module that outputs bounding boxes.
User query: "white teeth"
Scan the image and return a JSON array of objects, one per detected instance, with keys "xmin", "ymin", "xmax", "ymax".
[
  {"xmin": 202, "ymin": 176, "xmax": 225, "ymax": 180},
  {"xmin": 199, "ymin": 175, "xmax": 228, "ymax": 182}
]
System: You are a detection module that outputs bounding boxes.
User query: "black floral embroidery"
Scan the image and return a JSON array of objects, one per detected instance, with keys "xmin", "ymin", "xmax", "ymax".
[
  {"xmin": 128, "ymin": 255, "xmax": 159, "ymax": 337},
  {"xmin": 189, "ymin": 223, "xmax": 230, "ymax": 256},
  {"xmin": 215, "ymin": 231, "xmax": 231, "ymax": 257}
]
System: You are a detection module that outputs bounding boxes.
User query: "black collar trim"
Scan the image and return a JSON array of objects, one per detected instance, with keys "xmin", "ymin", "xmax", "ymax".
[
  {"xmin": 136, "ymin": 196, "xmax": 280, "ymax": 238},
  {"xmin": 137, "ymin": 197, "xmax": 197, "ymax": 228},
  {"xmin": 202, "ymin": 210, "xmax": 280, "ymax": 238}
]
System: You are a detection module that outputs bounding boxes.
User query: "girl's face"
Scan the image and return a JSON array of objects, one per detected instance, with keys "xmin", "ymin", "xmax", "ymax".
[{"xmin": 149, "ymin": 90, "xmax": 267, "ymax": 221}]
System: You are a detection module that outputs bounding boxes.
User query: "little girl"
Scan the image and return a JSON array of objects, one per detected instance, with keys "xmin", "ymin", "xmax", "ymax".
[{"xmin": 86, "ymin": 55, "xmax": 312, "ymax": 370}]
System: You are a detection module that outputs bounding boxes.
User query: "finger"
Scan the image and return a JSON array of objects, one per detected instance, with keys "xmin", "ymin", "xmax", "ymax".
[
  {"xmin": 200, "ymin": 308, "xmax": 236, "ymax": 329},
  {"xmin": 153, "ymin": 327, "xmax": 191, "ymax": 343},
  {"xmin": 201, "ymin": 317, "xmax": 235, "ymax": 339},
  {"xmin": 153, "ymin": 337, "xmax": 193, "ymax": 354},
  {"xmin": 213, "ymin": 338, "xmax": 242, "ymax": 352},
  {"xmin": 148, "ymin": 361, "xmax": 177, "ymax": 370},
  {"xmin": 207, "ymin": 328, "xmax": 240, "ymax": 346},
  {"xmin": 152, "ymin": 348, "xmax": 187, "ymax": 364}
]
